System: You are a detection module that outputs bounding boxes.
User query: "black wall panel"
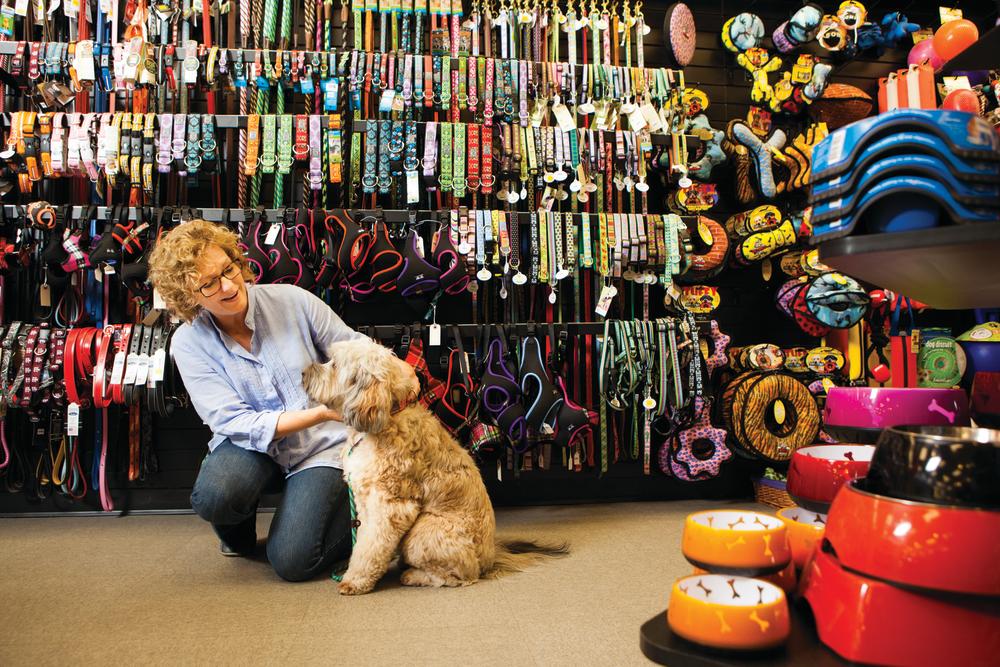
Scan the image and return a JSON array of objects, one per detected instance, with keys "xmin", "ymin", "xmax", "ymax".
[{"xmin": 2, "ymin": 0, "xmax": 995, "ymax": 514}]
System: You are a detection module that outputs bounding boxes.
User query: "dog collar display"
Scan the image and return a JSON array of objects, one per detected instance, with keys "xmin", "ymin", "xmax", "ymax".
[
  {"xmin": 801, "ymin": 547, "xmax": 1000, "ymax": 665},
  {"xmin": 667, "ymin": 574, "xmax": 790, "ymax": 651},
  {"xmin": 681, "ymin": 510, "xmax": 790, "ymax": 575}
]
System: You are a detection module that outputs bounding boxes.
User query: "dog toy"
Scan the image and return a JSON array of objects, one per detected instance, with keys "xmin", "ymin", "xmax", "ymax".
[
  {"xmin": 731, "ymin": 121, "xmax": 787, "ymax": 199},
  {"xmin": 879, "ymin": 12, "xmax": 920, "ymax": 48},
  {"xmin": 803, "ymin": 63, "xmax": 832, "ymax": 102},
  {"xmin": 738, "ymin": 47, "xmax": 783, "ymax": 105}
]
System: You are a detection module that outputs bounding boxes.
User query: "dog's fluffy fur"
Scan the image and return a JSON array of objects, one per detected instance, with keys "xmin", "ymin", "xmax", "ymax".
[{"xmin": 303, "ymin": 338, "xmax": 567, "ymax": 595}]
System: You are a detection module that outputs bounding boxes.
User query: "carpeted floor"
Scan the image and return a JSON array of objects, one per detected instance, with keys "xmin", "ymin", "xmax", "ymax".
[{"xmin": 0, "ymin": 499, "xmax": 763, "ymax": 666}]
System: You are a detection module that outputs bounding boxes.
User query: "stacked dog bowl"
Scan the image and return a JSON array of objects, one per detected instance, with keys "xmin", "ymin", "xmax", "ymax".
[
  {"xmin": 823, "ymin": 386, "xmax": 970, "ymax": 444},
  {"xmin": 800, "ymin": 426, "xmax": 1000, "ymax": 665},
  {"xmin": 809, "ymin": 109, "xmax": 1000, "ymax": 240},
  {"xmin": 667, "ymin": 510, "xmax": 794, "ymax": 652}
]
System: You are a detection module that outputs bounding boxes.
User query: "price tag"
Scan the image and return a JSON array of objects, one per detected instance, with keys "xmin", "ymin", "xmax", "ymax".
[
  {"xmin": 264, "ymin": 222, "xmax": 281, "ymax": 245},
  {"xmin": 627, "ymin": 106, "xmax": 647, "ymax": 132},
  {"xmin": 912, "ymin": 27, "xmax": 933, "ymax": 44},
  {"xmin": 39, "ymin": 283, "xmax": 51, "ymax": 307},
  {"xmin": 149, "ymin": 349, "xmax": 166, "ymax": 383},
  {"xmin": 594, "ymin": 284, "xmax": 618, "ymax": 317},
  {"xmin": 379, "ymin": 89, "xmax": 397, "ymax": 112},
  {"xmin": 552, "ymin": 102, "xmax": 577, "ymax": 132},
  {"xmin": 942, "ymin": 75, "xmax": 972, "ymax": 94},
  {"xmin": 153, "ymin": 288, "xmax": 167, "ymax": 311},
  {"xmin": 640, "ymin": 103, "xmax": 663, "ymax": 133},
  {"xmin": 103, "ymin": 263, "xmax": 116, "ymax": 275},
  {"xmin": 14, "ymin": 0, "xmax": 28, "ymax": 17},
  {"xmin": 428, "ymin": 323, "xmax": 442, "ymax": 346},
  {"xmin": 134, "ymin": 355, "xmax": 150, "ymax": 386},
  {"xmin": 66, "ymin": 403, "xmax": 80, "ymax": 436},
  {"xmin": 110, "ymin": 352, "xmax": 127, "ymax": 385},
  {"xmin": 122, "ymin": 354, "xmax": 139, "ymax": 385}
]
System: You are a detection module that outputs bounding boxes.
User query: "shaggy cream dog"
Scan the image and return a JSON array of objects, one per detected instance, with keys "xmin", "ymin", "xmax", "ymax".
[{"xmin": 303, "ymin": 338, "xmax": 567, "ymax": 595}]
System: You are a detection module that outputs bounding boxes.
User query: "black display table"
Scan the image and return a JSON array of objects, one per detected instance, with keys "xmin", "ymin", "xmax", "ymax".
[{"xmin": 639, "ymin": 603, "xmax": 848, "ymax": 666}]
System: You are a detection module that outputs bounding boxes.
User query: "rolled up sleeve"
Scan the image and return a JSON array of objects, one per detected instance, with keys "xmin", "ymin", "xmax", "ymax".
[{"xmin": 171, "ymin": 334, "xmax": 281, "ymax": 454}]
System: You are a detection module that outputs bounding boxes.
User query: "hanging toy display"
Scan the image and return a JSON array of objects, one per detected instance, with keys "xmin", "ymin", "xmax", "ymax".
[{"xmin": 677, "ymin": 89, "xmax": 727, "ymax": 181}]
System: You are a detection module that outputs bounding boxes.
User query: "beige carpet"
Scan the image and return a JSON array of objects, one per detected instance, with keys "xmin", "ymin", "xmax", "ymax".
[{"xmin": 0, "ymin": 499, "xmax": 763, "ymax": 666}]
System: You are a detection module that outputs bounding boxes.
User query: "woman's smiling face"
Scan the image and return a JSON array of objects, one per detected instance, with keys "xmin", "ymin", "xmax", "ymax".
[{"xmin": 192, "ymin": 244, "xmax": 249, "ymax": 321}]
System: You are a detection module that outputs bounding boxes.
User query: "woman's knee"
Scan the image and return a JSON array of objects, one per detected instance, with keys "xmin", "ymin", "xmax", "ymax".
[
  {"xmin": 190, "ymin": 445, "xmax": 274, "ymax": 524},
  {"xmin": 266, "ymin": 539, "xmax": 322, "ymax": 582}
]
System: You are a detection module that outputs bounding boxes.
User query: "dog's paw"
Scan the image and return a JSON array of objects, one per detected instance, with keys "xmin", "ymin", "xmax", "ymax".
[{"xmin": 337, "ymin": 578, "xmax": 373, "ymax": 596}]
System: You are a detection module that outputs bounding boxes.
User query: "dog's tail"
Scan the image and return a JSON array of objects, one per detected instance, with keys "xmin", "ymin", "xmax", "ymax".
[{"xmin": 487, "ymin": 539, "xmax": 570, "ymax": 578}]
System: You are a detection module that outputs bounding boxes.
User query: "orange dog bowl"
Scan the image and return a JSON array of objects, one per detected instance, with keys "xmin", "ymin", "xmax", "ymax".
[
  {"xmin": 682, "ymin": 510, "xmax": 791, "ymax": 575},
  {"xmin": 668, "ymin": 574, "xmax": 791, "ymax": 651},
  {"xmin": 776, "ymin": 506, "xmax": 826, "ymax": 569}
]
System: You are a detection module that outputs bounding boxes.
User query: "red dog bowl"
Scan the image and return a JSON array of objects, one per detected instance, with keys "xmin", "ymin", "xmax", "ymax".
[
  {"xmin": 825, "ymin": 479, "xmax": 1000, "ymax": 596},
  {"xmin": 823, "ymin": 387, "xmax": 969, "ymax": 444},
  {"xmin": 800, "ymin": 547, "xmax": 1000, "ymax": 666},
  {"xmin": 786, "ymin": 444, "xmax": 874, "ymax": 513}
]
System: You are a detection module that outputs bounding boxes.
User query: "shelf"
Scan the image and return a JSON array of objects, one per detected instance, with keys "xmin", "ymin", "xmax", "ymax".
[
  {"xmin": 815, "ymin": 224, "xmax": 1000, "ymax": 309},
  {"xmin": 942, "ymin": 24, "xmax": 1000, "ymax": 72},
  {"xmin": 639, "ymin": 604, "xmax": 848, "ymax": 666}
]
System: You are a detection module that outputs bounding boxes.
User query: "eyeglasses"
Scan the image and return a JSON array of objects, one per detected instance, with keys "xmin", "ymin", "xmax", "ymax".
[{"xmin": 198, "ymin": 260, "xmax": 241, "ymax": 297}]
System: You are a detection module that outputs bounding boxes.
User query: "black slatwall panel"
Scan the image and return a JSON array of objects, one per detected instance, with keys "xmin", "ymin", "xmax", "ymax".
[{"xmin": 2, "ymin": 0, "xmax": 995, "ymax": 513}]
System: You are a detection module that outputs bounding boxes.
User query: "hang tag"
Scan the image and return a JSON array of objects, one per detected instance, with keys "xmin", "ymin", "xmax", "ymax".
[
  {"xmin": 552, "ymin": 102, "xmax": 577, "ymax": 132},
  {"xmin": 75, "ymin": 47, "xmax": 96, "ymax": 81},
  {"xmin": 428, "ymin": 323, "xmax": 442, "ymax": 346},
  {"xmin": 14, "ymin": 0, "xmax": 28, "ymax": 17},
  {"xmin": 477, "ymin": 267, "xmax": 492, "ymax": 281},
  {"xmin": 642, "ymin": 396, "xmax": 657, "ymax": 410},
  {"xmin": 0, "ymin": 7, "xmax": 17, "ymax": 35},
  {"xmin": 667, "ymin": 282, "xmax": 682, "ymax": 302},
  {"xmin": 942, "ymin": 75, "xmax": 972, "ymax": 94},
  {"xmin": 66, "ymin": 403, "xmax": 80, "ymax": 436},
  {"xmin": 103, "ymin": 264, "xmax": 116, "ymax": 275},
  {"xmin": 122, "ymin": 354, "xmax": 139, "ymax": 386},
  {"xmin": 640, "ymin": 103, "xmax": 663, "ymax": 133},
  {"xmin": 912, "ymin": 27, "xmax": 933, "ymax": 44},
  {"xmin": 39, "ymin": 283, "xmax": 51, "ymax": 307},
  {"xmin": 153, "ymin": 287, "xmax": 167, "ymax": 311},
  {"xmin": 299, "ymin": 76, "xmax": 315, "ymax": 95},
  {"xmin": 761, "ymin": 258, "xmax": 773, "ymax": 281},
  {"xmin": 323, "ymin": 79, "xmax": 339, "ymax": 111},
  {"xmin": 149, "ymin": 349, "xmax": 166, "ymax": 383},
  {"xmin": 110, "ymin": 352, "xmax": 127, "ymax": 385},
  {"xmin": 627, "ymin": 106, "xmax": 648, "ymax": 132},
  {"xmin": 134, "ymin": 355, "xmax": 150, "ymax": 386},
  {"xmin": 512, "ymin": 271, "xmax": 528, "ymax": 285},
  {"xmin": 264, "ymin": 222, "xmax": 281, "ymax": 245},
  {"xmin": 548, "ymin": 288, "xmax": 557, "ymax": 304},
  {"xmin": 594, "ymin": 284, "xmax": 618, "ymax": 317},
  {"xmin": 379, "ymin": 89, "xmax": 397, "ymax": 112},
  {"xmin": 406, "ymin": 170, "xmax": 420, "ymax": 204}
]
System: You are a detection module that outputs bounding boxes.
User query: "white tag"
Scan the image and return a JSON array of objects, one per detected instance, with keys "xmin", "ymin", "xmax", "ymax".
[
  {"xmin": 667, "ymin": 282, "xmax": 682, "ymax": 302},
  {"xmin": 122, "ymin": 354, "xmax": 139, "ymax": 385},
  {"xmin": 67, "ymin": 403, "xmax": 80, "ymax": 436},
  {"xmin": 939, "ymin": 6, "xmax": 962, "ymax": 23},
  {"xmin": 942, "ymin": 75, "xmax": 972, "ymax": 94},
  {"xmin": 552, "ymin": 103, "xmax": 577, "ymax": 132},
  {"xmin": 628, "ymin": 106, "xmax": 648, "ymax": 132},
  {"xmin": 149, "ymin": 349, "xmax": 166, "ymax": 383},
  {"xmin": 264, "ymin": 222, "xmax": 281, "ymax": 245},
  {"xmin": 110, "ymin": 352, "xmax": 126, "ymax": 385},
  {"xmin": 39, "ymin": 283, "xmax": 51, "ymax": 307},
  {"xmin": 103, "ymin": 264, "xmax": 116, "ymax": 275},
  {"xmin": 14, "ymin": 0, "xmax": 29, "ymax": 16},
  {"xmin": 153, "ymin": 287, "xmax": 167, "ymax": 311},
  {"xmin": 134, "ymin": 355, "xmax": 150, "ymax": 386},
  {"xmin": 428, "ymin": 323, "xmax": 441, "ymax": 346},
  {"xmin": 406, "ymin": 170, "xmax": 420, "ymax": 204},
  {"xmin": 594, "ymin": 284, "xmax": 618, "ymax": 317},
  {"xmin": 639, "ymin": 103, "xmax": 663, "ymax": 133},
  {"xmin": 379, "ymin": 89, "xmax": 397, "ymax": 112},
  {"xmin": 75, "ymin": 42, "xmax": 95, "ymax": 80},
  {"xmin": 95, "ymin": 268, "xmax": 103, "ymax": 283}
]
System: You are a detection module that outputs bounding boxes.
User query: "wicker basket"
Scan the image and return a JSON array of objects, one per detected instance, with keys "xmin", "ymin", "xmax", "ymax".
[{"xmin": 752, "ymin": 477, "xmax": 796, "ymax": 509}]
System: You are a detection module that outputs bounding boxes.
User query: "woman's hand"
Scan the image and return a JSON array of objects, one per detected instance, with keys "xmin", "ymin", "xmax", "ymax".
[{"xmin": 317, "ymin": 406, "xmax": 343, "ymax": 422}]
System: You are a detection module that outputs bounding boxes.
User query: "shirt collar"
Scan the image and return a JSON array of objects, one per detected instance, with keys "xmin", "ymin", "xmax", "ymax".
[{"xmin": 198, "ymin": 284, "xmax": 257, "ymax": 353}]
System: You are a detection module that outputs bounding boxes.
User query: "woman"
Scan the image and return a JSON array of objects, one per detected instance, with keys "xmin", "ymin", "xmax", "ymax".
[{"xmin": 149, "ymin": 219, "xmax": 361, "ymax": 582}]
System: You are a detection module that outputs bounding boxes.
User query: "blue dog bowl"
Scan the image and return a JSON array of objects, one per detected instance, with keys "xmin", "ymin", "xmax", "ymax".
[{"xmin": 866, "ymin": 195, "xmax": 941, "ymax": 233}]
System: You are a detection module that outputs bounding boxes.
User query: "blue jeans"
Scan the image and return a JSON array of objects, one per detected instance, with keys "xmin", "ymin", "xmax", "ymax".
[{"xmin": 190, "ymin": 440, "xmax": 352, "ymax": 582}]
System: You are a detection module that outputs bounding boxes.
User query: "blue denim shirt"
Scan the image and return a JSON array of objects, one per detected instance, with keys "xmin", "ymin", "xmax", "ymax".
[{"xmin": 170, "ymin": 284, "xmax": 362, "ymax": 475}]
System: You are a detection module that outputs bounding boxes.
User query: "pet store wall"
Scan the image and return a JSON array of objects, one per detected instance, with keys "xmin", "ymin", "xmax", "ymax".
[{"xmin": 0, "ymin": 0, "xmax": 997, "ymax": 516}]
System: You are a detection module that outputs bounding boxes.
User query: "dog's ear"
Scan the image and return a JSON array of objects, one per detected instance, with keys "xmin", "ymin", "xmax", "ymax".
[
  {"xmin": 389, "ymin": 357, "xmax": 420, "ymax": 409},
  {"xmin": 342, "ymin": 371, "xmax": 392, "ymax": 433}
]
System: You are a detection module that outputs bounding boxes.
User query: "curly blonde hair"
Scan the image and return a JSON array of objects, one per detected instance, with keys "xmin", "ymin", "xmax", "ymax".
[{"xmin": 148, "ymin": 219, "xmax": 254, "ymax": 322}]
